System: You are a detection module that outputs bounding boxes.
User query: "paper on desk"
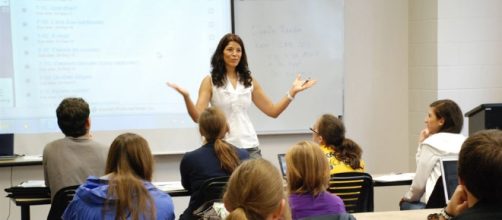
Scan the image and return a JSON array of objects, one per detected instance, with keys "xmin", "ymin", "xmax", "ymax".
[
  {"xmin": 19, "ymin": 180, "xmax": 46, "ymax": 187},
  {"xmin": 23, "ymin": 155, "xmax": 43, "ymax": 160},
  {"xmin": 373, "ymin": 173, "xmax": 415, "ymax": 182},
  {"xmin": 153, "ymin": 181, "xmax": 184, "ymax": 192}
]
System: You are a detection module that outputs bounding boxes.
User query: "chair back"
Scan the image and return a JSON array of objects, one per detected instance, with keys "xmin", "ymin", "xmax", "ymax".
[
  {"xmin": 47, "ymin": 185, "xmax": 79, "ymax": 220},
  {"xmin": 198, "ymin": 176, "xmax": 229, "ymax": 205},
  {"xmin": 299, "ymin": 213, "xmax": 356, "ymax": 220},
  {"xmin": 425, "ymin": 176, "xmax": 446, "ymax": 208},
  {"xmin": 328, "ymin": 172, "xmax": 374, "ymax": 213}
]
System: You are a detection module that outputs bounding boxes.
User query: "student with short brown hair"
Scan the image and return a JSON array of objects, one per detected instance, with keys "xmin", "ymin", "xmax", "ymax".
[
  {"xmin": 286, "ymin": 141, "xmax": 347, "ymax": 219},
  {"xmin": 429, "ymin": 129, "xmax": 502, "ymax": 220},
  {"xmin": 43, "ymin": 97, "xmax": 108, "ymax": 202}
]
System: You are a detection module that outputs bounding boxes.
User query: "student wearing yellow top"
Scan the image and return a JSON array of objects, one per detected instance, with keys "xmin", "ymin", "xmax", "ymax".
[{"xmin": 311, "ymin": 114, "xmax": 365, "ymax": 174}]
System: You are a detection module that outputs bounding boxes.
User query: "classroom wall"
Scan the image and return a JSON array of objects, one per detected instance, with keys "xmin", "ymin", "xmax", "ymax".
[
  {"xmin": 408, "ymin": 0, "xmax": 438, "ymax": 169},
  {"xmin": 344, "ymin": 0, "xmax": 410, "ymax": 211},
  {"xmin": 437, "ymin": 0, "xmax": 502, "ymax": 121}
]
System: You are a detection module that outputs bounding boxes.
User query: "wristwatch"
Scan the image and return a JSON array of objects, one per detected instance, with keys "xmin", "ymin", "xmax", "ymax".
[{"xmin": 439, "ymin": 208, "xmax": 454, "ymax": 220}]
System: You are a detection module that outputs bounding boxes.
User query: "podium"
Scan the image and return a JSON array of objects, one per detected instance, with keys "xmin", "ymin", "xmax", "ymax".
[{"xmin": 465, "ymin": 103, "xmax": 502, "ymax": 135}]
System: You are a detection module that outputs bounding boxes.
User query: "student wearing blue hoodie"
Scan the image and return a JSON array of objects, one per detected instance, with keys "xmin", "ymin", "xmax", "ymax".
[{"xmin": 63, "ymin": 133, "xmax": 175, "ymax": 220}]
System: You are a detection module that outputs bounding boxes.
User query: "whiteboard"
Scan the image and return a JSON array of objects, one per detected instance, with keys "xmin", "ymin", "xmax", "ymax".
[
  {"xmin": 233, "ymin": 0, "xmax": 344, "ymax": 134},
  {"xmin": 11, "ymin": 0, "xmax": 345, "ymax": 155}
]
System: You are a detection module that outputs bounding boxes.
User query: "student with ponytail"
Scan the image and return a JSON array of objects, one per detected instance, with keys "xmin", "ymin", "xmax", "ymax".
[
  {"xmin": 311, "ymin": 114, "xmax": 365, "ymax": 174},
  {"xmin": 62, "ymin": 133, "xmax": 175, "ymax": 220},
  {"xmin": 179, "ymin": 107, "xmax": 250, "ymax": 220},
  {"xmin": 224, "ymin": 159, "xmax": 291, "ymax": 220}
]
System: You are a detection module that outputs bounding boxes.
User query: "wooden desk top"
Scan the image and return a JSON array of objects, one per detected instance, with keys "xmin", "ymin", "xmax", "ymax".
[
  {"xmin": 353, "ymin": 208, "xmax": 440, "ymax": 220},
  {"xmin": 0, "ymin": 155, "xmax": 43, "ymax": 167}
]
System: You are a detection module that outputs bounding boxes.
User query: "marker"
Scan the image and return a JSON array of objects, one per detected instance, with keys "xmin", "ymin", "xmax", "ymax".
[{"xmin": 302, "ymin": 78, "xmax": 310, "ymax": 86}]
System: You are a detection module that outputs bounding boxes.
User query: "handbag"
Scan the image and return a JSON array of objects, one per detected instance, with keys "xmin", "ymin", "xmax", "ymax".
[{"xmin": 193, "ymin": 199, "xmax": 227, "ymax": 220}]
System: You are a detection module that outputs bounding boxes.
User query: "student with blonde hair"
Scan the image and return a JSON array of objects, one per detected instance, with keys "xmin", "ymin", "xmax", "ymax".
[
  {"xmin": 286, "ymin": 141, "xmax": 348, "ymax": 220},
  {"xmin": 63, "ymin": 133, "xmax": 175, "ymax": 220},
  {"xmin": 180, "ymin": 107, "xmax": 249, "ymax": 220},
  {"xmin": 311, "ymin": 114, "xmax": 365, "ymax": 174},
  {"xmin": 224, "ymin": 159, "xmax": 291, "ymax": 220}
]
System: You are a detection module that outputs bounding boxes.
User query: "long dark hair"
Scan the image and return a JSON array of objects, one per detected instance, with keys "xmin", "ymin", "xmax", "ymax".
[
  {"xmin": 317, "ymin": 114, "xmax": 363, "ymax": 170},
  {"xmin": 210, "ymin": 33, "xmax": 252, "ymax": 88},
  {"xmin": 104, "ymin": 133, "xmax": 155, "ymax": 220}
]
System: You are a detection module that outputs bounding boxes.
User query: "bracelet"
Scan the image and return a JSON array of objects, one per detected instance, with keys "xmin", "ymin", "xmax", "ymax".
[
  {"xmin": 439, "ymin": 208, "xmax": 454, "ymax": 220},
  {"xmin": 286, "ymin": 91, "xmax": 294, "ymax": 101}
]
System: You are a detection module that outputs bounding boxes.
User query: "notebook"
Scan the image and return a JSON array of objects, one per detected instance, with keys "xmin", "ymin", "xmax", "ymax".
[
  {"xmin": 277, "ymin": 153, "xmax": 287, "ymax": 177},
  {"xmin": 440, "ymin": 157, "xmax": 459, "ymax": 202}
]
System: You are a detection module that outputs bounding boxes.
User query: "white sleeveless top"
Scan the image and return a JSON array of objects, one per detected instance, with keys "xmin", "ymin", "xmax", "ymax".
[{"xmin": 210, "ymin": 76, "xmax": 259, "ymax": 149}]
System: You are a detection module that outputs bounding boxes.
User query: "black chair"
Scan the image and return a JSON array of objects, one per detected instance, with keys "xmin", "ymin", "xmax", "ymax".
[
  {"xmin": 328, "ymin": 172, "xmax": 374, "ymax": 213},
  {"xmin": 426, "ymin": 176, "xmax": 446, "ymax": 208},
  {"xmin": 198, "ymin": 176, "xmax": 229, "ymax": 204},
  {"xmin": 185, "ymin": 176, "xmax": 229, "ymax": 219},
  {"xmin": 47, "ymin": 185, "xmax": 79, "ymax": 220}
]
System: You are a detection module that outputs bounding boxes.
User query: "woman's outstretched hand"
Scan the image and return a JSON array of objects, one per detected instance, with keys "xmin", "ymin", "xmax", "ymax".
[
  {"xmin": 290, "ymin": 74, "xmax": 317, "ymax": 96},
  {"xmin": 166, "ymin": 82, "xmax": 189, "ymax": 97}
]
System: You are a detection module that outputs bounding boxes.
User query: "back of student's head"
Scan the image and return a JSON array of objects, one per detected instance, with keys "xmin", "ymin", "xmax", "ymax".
[
  {"xmin": 105, "ymin": 133, "xmax": 155, "ymax": 220},
  {"xmin": 286, "ymin": 141, "xmax": 330, "ymax": 196},
  {"xmin": 56, "ymin": 97, "xmax": 90, "ymax": 138},
  {"xmin": 224, "ymin": 159, "xmax": 291, "ymax": 220},
  {"xmin": 199, "ymin": 107, "xmax": 240, "ymax": 173},
  {"xmin": 458, "ymin": 129, "xmax": 502, "ymax": 203},
  {"xmin": 429, "ymin": 99, "xmax": 463, "ymax": 133},
  {"xmin": 316, "ymin": 114, "xmax": 363, "ymax": 170}
]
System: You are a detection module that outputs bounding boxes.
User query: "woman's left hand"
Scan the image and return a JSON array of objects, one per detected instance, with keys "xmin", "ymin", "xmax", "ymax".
[{"xmin": 290, "ymin": 74, "xmax": 317, "ymax": 96}]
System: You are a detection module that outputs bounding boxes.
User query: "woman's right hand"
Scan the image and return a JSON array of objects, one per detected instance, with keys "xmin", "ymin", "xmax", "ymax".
[
  {"xmin": 166, "ymin": 82, "xmax": 189, "ymax": 97},
  {"xmin": 419, "ymin": 128, "xmax": 430, "ymax": 143}
]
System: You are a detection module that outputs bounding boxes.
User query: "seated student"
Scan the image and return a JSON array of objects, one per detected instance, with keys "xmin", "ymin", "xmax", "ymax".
[
  {"xmin": 43, "ymin": 97, "xmax": 108, "ymax": 201},
  {"xmin": 428, "ymin": 129, "xmax": 502, "ymax": 220},
  {"xmin": 286, "ymin": 141, "xmax": 348, "ymax": 220},
  {"xmin": 400, "ymin": 99, "xmax": 466, "ymax": 210},
  {"xmin": 224, "ymin": 159, "xmax": 291, "ymax": 220},
  {"xmin": 179, "ymin": 107, "xmax": 250, "ymax": 220},
  {"xmin": 62, "ymin": 133, "xmax": 175, "ymax": 220},
  {"xmin": 311, "ymin": 114, "xmax": 365, "ymax": 174}
]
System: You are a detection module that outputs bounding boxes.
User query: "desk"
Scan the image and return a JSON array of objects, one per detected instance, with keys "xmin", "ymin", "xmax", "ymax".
[
  {"xmin": 12, "ymin": 198, "xmax": 51, "ymax": 220},
  {"xmin": 373, "ymin": 173, "xmax": 414, "ymax": 187},
  {"xmin": 0, "ymin": 155, "xmax": 43, "ymax": 167},
  {"xmin": 6, "ymin": 173, "xmax": 413, "ymax": 220},
  {"xmin": 6, "ymin": 181, "xmax": 189, "ymax": 220},
  {"xmin": 353, "ymin": 208, "xmax": 440, "ymax": 220}
]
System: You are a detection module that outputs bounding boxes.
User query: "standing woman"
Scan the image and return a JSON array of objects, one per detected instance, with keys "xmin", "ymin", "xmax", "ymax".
[
  {"xmin": 62, "ymin": 133, "xmax": 175, "ymax": 220},
  {"xmin": 400, "ymin": 99, "xmax": 466, "ymax": 210},
  {"xmin": 179, "ymin": 107, "xmax": 249, "ymax": 220},
  {"xmin": 168, "ymin": 33, "xmax": 316, "ymax": 158},
  {"xmin": 311, "ymin": 114, "xmax": 365, "ymax": 174}
]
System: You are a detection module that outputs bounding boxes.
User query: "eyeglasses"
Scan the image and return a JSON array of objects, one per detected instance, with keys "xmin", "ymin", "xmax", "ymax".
[{"xmin": 309, "ymin": 127, "xmax": 318, "ymax": 134}]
